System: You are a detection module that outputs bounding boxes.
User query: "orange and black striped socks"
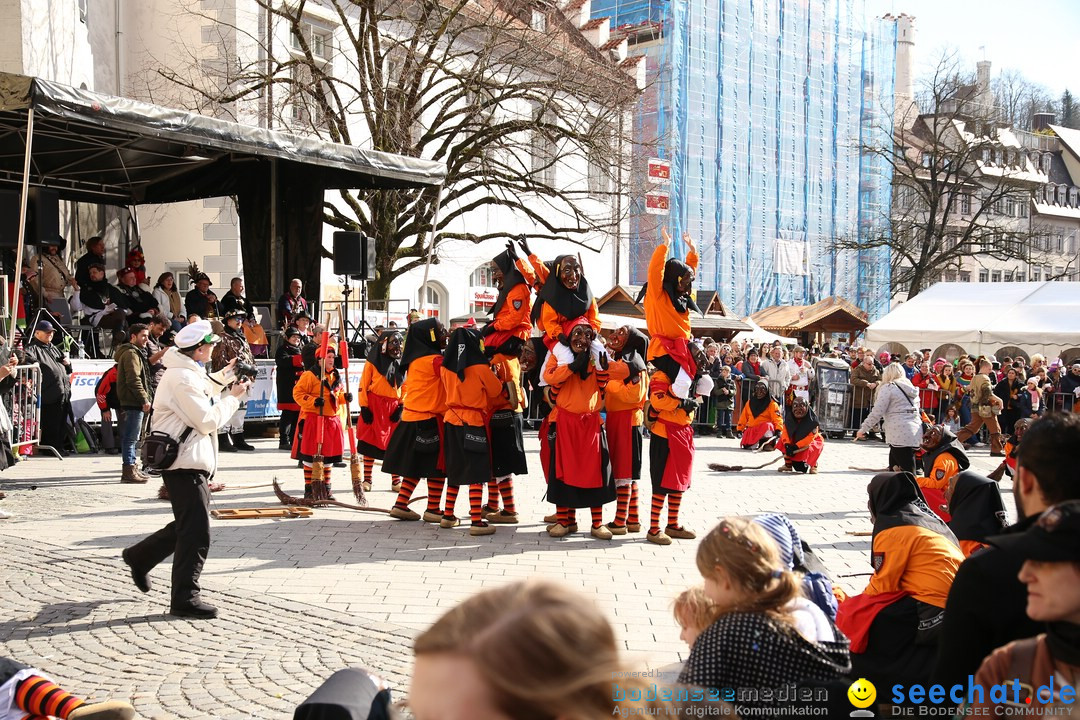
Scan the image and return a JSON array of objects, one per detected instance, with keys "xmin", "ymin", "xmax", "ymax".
[
  {"xmin": 628, "ymin": 482, "xmax": 640, "ymax": 527},
  {"xmin": 14, "ymin": 675, "xmax": 84, "ymax": 719},
  {"xmin": 498, "ymin": 478, "xmax": 516, "ymax": 515},
  {"xmin": 649, "ymin": 493, "xmax": 665, "ymax": 535},
  {"xmin": 666, "ymin": 491, "xmax": 683, "ymax": 530},
  {"xmin": 363, "ymin": 456, "xmax": 374, "ymax": 486},
  {"xmin": 443, "ymin": 485, "xmax": 459, "ymax": 518},
  {"xmin": 557, "ymin": 506, "xmax": 572, "ymax": 527},
  {"xmin": 590, "ymin": 506, "xmax": 603, "ymax": 528},
  {"xmin": 426, "ymin": 478, "xmax": 444, "ymax": 514},
  {"xmin": 302, "ymin": 462, "xmax": 313, "ymax": 496},
  {"xmin": 484, "ymin": 480, "xmax": 500, "ymax": 513},
  {"xmin": 393, "ymin": 477, "xmax": 419, "ymax": 510},
  {"xmin": 469, "ymin": 485, "xmax": 485, "ymax": 524},
  {"xmin": 612, "ymin": 484, "xmax": 631, "ymax": 526},
  {"xmin": 323, "ymin": 464, "xmax": 332, "ymax": 493}
]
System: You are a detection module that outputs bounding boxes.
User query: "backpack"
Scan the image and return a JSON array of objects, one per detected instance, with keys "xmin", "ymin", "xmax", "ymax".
[{"xmin": 74, "ymin": 419, "xmax": 100, "ymax": 454}]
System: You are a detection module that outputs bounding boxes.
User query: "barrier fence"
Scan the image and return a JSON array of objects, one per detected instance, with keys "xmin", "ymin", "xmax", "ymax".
[{"xmin": 4, "ymin": 364, "xmax": 42, "ymax": 453}]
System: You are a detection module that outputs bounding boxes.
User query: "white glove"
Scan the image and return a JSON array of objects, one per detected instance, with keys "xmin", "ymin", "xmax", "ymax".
[
  {"xmin": 589, "ymin": 338, "xmax": 608, "ymax": 367},
  {"xmin": 671, "ymin": 367, "xmax": 693, "ymax": 399},
  {"xmin": 695, "ymin": 374, "xmax": 715, "ymax": 398},
  {"xmin": 552, "ymin": 342, "xmax": 574, "ymax": 367}
]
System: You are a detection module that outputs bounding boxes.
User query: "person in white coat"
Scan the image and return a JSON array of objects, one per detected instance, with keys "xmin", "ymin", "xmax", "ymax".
[
  {"xmin": 120, "ymin": 320, "xmax": 250, "ymax": 619},
  {"xmin": 856, "ymin": 362, "xmax": 924, "ymax": 473},
  {"xmin": 761, "ymin": 345, "xmax": 792, "ymax": 402}
]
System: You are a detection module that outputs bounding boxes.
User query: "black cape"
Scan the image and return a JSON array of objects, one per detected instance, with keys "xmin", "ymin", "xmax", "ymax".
[
  {"xmin": 366, "ymin": 330, "xmax": 404, "ymax": 387},
  {"xmin": 920, "ymin": 428, "xmax": 971, "ymax": 477},
  {"xmin": 489, "ymin": 249, "xmax": 526, "ymax": 319},
  {"xmin": 399, "ymin": 318, "xmax": 443, "ymax": 370},
  {"xmin": 532, "ymin": 255, "xmax": 592, "ymax": 326},
  {"xmin": 442, "ymin": 327, "xmax": 488, "ymax": 380},
  {"xmin": 783, "ymin": 403, "xmax": 820, "ymax": 444},
  {"xmin": 868, "ymin": 472, "xmax": 958, "ymax": 563},
  {"xmin": 614, "ymin": 327, "xmax": 648, "ymax": 377},
  {"xmin": 946, "ymin": 470, "xmax": 1008, "ymax": 543}
]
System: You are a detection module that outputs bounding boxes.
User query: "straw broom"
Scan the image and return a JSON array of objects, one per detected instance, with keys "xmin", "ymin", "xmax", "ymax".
[
  {"xmin": 707, "ymin": 456, "xmax": 782, "ymax": 473},
  {"xmin": 273, "ymin": 478, "xmax": 424, "ymax": 515},
  {"xmin": 337, "ymin": 305, "xmax": 367, "ymax": 505},
  {"xmin": 309, "ymin": 315, "xmax": 334, "ymax": 501}
]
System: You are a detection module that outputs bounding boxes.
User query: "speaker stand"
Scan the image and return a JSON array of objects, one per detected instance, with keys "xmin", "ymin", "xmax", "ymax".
[{"xmin": 339, "ymin": 278, "xmax": 381, "ymax": 354}]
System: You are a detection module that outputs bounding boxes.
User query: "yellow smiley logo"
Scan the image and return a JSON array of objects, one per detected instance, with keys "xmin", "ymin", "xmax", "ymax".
[{"xmin": 847, "ymin": 677, "xmax": 876, "ymax": 709}]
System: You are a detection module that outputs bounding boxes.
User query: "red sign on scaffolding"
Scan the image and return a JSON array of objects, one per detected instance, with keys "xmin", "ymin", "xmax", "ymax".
[
  {"xmin": 647, "ymin": 158, "xmax": 671, "ymax": 183},
  {"xmin": 645, "ymin": 190, "xmax": 670, "ymax": 215}
]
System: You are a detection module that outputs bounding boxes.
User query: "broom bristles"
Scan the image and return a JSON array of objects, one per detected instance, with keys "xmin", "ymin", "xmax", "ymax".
[{"xmin": 272, "ymin": 478, "xmax": 422, "ymax": 514}]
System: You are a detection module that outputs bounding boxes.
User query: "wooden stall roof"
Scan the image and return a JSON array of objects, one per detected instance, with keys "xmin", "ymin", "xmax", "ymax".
[
  {"xmin": 595, "ymin": 285, "xmax": 751, "ymax": 335},
  {"xmin": 750, "ymin": 296, "xmax": 869, "ymax": 334}
]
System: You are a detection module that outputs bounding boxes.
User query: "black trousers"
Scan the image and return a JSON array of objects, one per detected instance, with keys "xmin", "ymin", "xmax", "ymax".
[
  {"xmin": 888, "ymin": 445, "xmax": 917, "ymax": 473},
  {"xmin": 39, "ymin": 400, "xmax": 67, "ymax": 451},
  {"xmin": 278, "ymin": 409, "xmax": 299, "ymax": 448},
  {"xmin": 125, "ymin": 469, "xmax": 211, "ymax": 608}
]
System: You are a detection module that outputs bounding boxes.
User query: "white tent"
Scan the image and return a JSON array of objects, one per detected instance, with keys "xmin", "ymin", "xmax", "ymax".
[
  {"xmin": 865, "ymin": 282, "xmax": 1080, "ymax": 358},
  {"xmin": 732, "ymin": 317, "xmax": 796, "ymax": 345}
]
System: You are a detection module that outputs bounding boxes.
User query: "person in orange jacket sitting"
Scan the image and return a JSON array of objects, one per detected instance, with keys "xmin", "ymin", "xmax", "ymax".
[
  {"xmin": 777, "ymin": 397, "xmax": 823, "ymax": 474},
  {"xmin": 639, "ymin": 226, "xmax": 700, "ymax": 400},
  {"xmin": 736, "ymin": 380, "xmax": 784, "ymax": 450},
  {"xmin": 542, "ymin": 318, "xmax": 616, "ymax": 540},
  {"xmin": 292, "ymin": 344, "xmax": 346, "ymax": 500},
  {"xmin": 355, "ymin": 329, "xmax": 404, "ymax": 493},
  {"xmin": 603, "ymin": 325, "xmax": 649, "ymax": 534},
  {"xmin": 440, "ymin": 327, "xmax": 504, "ymax": 537},
  {"xmin": 916, "ymin": 424, "xmax": 971, "ymax": 521},
  {"xmin": 645, "ymin": 343, "xmax": 705, "ymax": 546},
  {"xmin": 385, "ymin": 318, "xmax": 449, "ymax": 523},
  {"xmin": 836, "ymin": 472, "xmax": 964, "ymax": 692}
]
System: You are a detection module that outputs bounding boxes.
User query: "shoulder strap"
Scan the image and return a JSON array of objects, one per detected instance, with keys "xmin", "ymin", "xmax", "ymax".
[{"xmin": 1008, "ymin": 636, "xmax": 1041, "ymax": 688}]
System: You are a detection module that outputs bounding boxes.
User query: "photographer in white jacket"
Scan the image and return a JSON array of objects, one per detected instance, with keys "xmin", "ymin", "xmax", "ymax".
[{"xmin": 121, "ymin": 321, "xmax": 250, "ymax": 619}]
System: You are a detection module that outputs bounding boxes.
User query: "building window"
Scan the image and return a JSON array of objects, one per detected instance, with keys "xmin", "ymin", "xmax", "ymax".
[
  {"xmin": 1070, "ymin": 187, "xmax": 1079, "ymax": 208},
  {"xmin": 1054, "ymin": 266, "xmax": 1065, "ymax": 280},
  {"xmin": 981, "ymin": 148, "xmax": 991, "ymax": 164},
  {"xmin": 471, "ymin": 264, "xmax": 495, "ymax": 288},
  {"xmin": 292, "ymin": 21, "xmax": 332, "ymax": 60},
  {"xmin": 978, "ymin": 269, "xmax": 989, "ymax": 283},
  {"xmin": 960, "ymin": 194, "xmax": 971, "ymax": 215},
  {"xmin": 418, "ymin": 282, "xmax": 446, "ymax": 319},
  {"xmin": 991, "ymin": 270, "xmax": 1002, "ymax": 283},
  {"xmin": 588, "ymin": 124, "xmax": 613, "ymax": 198},
  {"xmin": 1019, "ymin": 200, "xmax": 1028, "ymax": 218},
  {"xmin": 1017, "ymin": 272, "xmax": 1026, "ymax": 282},
  {"xmin": 531, "ymin": 109, "xmax": 557, "ymax": 187},
  {"xmin": 530, "ymin": 9, "xmax": 547, "ymax": 31},
  {"xmin": 1033, "ymin": 268, "xmax": 1042, "ymax": 282},
  {"xmin": 1042, "ymin": 155, "xmax": 1052, "ymax": 173},
  {"xmin": 1004, "ymin": 270, "xmax": 1014, "ymax": 282},
  {"xmin": 166, "ymin": 264, "xmax": 192, "ymax": 293},
  {"xmin": 960, "ymin": 271, "xmax": 971, "ymax": 282},
  {"xmin": 944, "ymin": 270, "xmax": 957, "ymax": 282}
]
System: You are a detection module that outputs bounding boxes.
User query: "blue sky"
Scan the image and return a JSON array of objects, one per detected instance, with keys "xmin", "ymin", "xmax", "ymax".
[{"xmin": 867, "ymin": 0, "xmax": 1078, "ymax": 99}]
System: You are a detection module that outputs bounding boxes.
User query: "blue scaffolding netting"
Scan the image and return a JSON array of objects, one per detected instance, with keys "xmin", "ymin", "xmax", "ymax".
[{"xmin": 593, "ymin": 0, "xmax": 896, "ymax": 321}]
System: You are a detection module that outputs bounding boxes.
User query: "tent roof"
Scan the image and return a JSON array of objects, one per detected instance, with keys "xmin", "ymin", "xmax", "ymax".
[
  {"xmin": 732, "ymin": 317, "xmax": 796, "ymax": 345},
  {"xmin": 865, "ymin": 282, "xmax": 1080, "ymax": 356},
  {"xmin": 0, "ymin": 72, "xmax": 446, "ymax": 205},
  {"xmin": 751, "ymin": 296, "xmax": 869, "ymax": 333}
]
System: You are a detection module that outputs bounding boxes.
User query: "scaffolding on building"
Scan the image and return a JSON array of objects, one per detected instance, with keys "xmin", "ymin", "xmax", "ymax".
[{"xmin": 594, "ymin": 0, "xmax": 896, "ymax": 321}]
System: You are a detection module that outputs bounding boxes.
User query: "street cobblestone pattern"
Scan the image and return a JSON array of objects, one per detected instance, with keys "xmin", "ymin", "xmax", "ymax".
[{"xmin": 0, "ymin": 433, "xmax": 1010, "ymax": 718}]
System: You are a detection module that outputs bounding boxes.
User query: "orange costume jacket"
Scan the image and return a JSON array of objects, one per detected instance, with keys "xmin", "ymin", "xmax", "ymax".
[
  {"xmin": 864, "ymin": 525, "xmax": 964, "ymax": 608},
  {"xmin": 542, "ymin": 353, "xmax": 605, "ymax": 420},
  {"xmin": 605, "ymin": 359, "xmax": 648, "ymax": 425},
  {"xmin": 357, "ymin": 360, "xmax": 402, "ymax": 406},
  {"xmin": 644, "ymin": 242, "xmax": 698, "ymax": 362},
  {"xmin": 648, "ymin": 369, "xmax": 692, "ymax": 438},
  {"xmin": 489, "ymin": 353, "xmax": 525, "ymax": 412},
  {"xmin": 778, "ymin": 423, "xmax": 822, "ymax": 456},
  {"xmin": 442, "ymin": 364, "xmax": 503, "ymax": 428},
  {"xmin": 540, "ymin": 299, "xmax": 600, "ymax": 345},
  {"xmin": 293, "ymin": 369, "xmax": 344, "ymax": 418},
  {"xmin": 737, "ymin": 400, "xmax": 784, "ymax": 434},
  {"xmin": 400, "ymin": 355, "xmax": 447, "ymax": 423}
]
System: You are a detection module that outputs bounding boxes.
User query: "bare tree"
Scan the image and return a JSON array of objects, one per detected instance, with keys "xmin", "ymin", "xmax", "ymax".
[
  {"xmin": 993, "ymin": 68, "xmax": 1056, "ymax": 131},
  {"xmin": 836, "ymin": 55, "xmax": 1057, "ymax": 299},
  {"xmin": 141, "ymin": 0, "xmax": 639, "ymax": 300}
]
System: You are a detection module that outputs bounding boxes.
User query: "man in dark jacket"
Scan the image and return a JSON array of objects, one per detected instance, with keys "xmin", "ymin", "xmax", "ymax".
[
  {"xmin": 73, "ymin": 236, "xmax": 106, "ymax": 287},
  {"xmin": 115, "ymin": 323, "xmax": 154, "ymax": 483},
  {"xmin": 23, "ymin": 321, "xmax": 72, "ymax": 455},
  {"xmin": 219, "ymin": 277, "xmax": 255, "ymax": 318},
  {"xmin": 274, "ymin": 327, "xmax": 305, "ymax": 450},
  {"xmin": 114, "ymin": 267, "xmax": 159, "ymax": 322},
  {"xmin": 78, "ymin": 262, "xmax": 129, "ymax": 345},
  {"xmin": 184, "ymin": 274, "xmax": 219, "ymax": 319},
  {"xmin": 934, "ymin": 412, "xmax": 1080, "ymax": 688}
]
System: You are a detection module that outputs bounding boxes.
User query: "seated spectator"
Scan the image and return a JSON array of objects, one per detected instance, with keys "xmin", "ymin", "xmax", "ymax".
[
  {"xmin": 934, "ymin": 412, "xmax": 1080, "ymax": 688},
  {"xmin": 78, "ymin": 262, "xmax": 127, "ymax": 343},
  {"xmin": 219, "ymin": 276, "xmax": 254, "ymax": 317},
  {"xmin": 837, "ymin": 472, "xmax": 964, "ymax": 693},
  {"xmin": 73, "ymin": 235, "xmax": 106, "ymax": 287},
  {"xmin": 777, "ymin": 396, "xmax": 823, "ymax": 474},
  {"xmin": 752, "ymin": 512, "xmax": 840, "ymax": 624},
  {"xmin": 945, "ymin": 470, "xmax": 1009, "ymax": 557},
  {"xmin": 278, "ymin": 278, "xmax": 308, "ymax": 329},
  {"xmin": 942, "ymin": 406, "xmax": 961, "ymax": 435},
  {"xmin": 242, "ymin": 311, "xmax": 269, "ymax": 358},
  {"xmin": 125, "ymin": 247, "xmax": 148, "ymax": 287},
  {"xmin": 678, "ymin": 517, "xmax": 850, "ymax": 716},
  {"xmin": 114, "ymin": 267, "xmax": 159, "ymax": 323},
  {"xmin": 971, "ymin": 500, "xmax": 1080, "ymax": 713},
  {"xmin": 409, "ymin": 580, "xmax": 698, "ymax": 719},
  {"xmin": 916, "ymin": 424, "xmax": 971, "ymax": 521},
  {"xmin": 0, "ymin": 656, "xmax": 134, "ymax": 720},
  {"xmin": 152, "ymin": 272, "xmax": 184, "ymax": 331},
  {"xmin": 34, "ymin": 241, "xmax": 78, "ymax": 302},
  {"xmin": 736, "ymin": 379, "xmax": 783, "ymax": 450},
  {"xmin": 184, "ymin": 271, "xmax": 219, "ymax": 319}
]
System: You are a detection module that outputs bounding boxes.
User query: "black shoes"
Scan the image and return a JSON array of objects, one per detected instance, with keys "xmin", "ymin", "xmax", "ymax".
[
  {"xmin": 218, "ymin": 435, "xmax": 238, "ymax": 453},
  {"xmin": 231, "ymin": 433, "xmax": 255, "ymax": 452},
  {"xmin": 170, "ymin": 601, "xmax": 218, "ymax": 619},
  {"xmin": 121, "ymin": 548, "xmax": 151, "ymax": 593}
]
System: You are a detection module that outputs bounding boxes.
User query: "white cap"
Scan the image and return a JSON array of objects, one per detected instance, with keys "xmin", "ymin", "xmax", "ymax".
[{"xmin": 174, "ymin": 320, "xmax": 220, "ymax": 350}]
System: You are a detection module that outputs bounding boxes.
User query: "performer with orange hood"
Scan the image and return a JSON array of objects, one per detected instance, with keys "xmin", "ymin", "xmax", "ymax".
[
  {"xmin": 355, "ymin": 329, "xmax": 405, "ymax": 492},
  {"xmin": 292, "ymin": 344, "xmax": 345, "ymax": 500},
  {"xmin": 542, "ymin": 318, "xmax": 616, "ymax": 539},
  {"xmin": 441, "ymin": 327, "xmax": 504, "ymax": 536},
  {"xmin": 604, "ymin": 325, "xmax": 649, "ymax": 534},
  {"xmin": 640, "ymin": 227, "xmax": 700, "ymax": 400},
  {"xmin": 384, "ymin": 318, "xmax": 449, "ymax": 523}
]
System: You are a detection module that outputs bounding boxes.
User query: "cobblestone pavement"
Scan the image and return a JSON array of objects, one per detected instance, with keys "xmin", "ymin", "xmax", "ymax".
[{"xmin": 0, "ymin": 432, "xmax": 1011, "ymax": 718}]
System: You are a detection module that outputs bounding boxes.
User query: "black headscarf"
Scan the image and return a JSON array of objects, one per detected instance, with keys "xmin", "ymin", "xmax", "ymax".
[
  {"xmin": 783, "ymin": 401, "xmax": 820, "ymax": 444},
  {"xmin": 920, "ymin": 427, "xmax": 971, "ymax": 477},
  {"xmin": 366, "ymin": 330, "xmax": 404, "ymax": 387},
  {"xmin": 399, "ymin": 318, "xmax": 443, "ymax": 369},
  {"xmin": 747, "ymin": 379, "xmax": 774, "ymax": 418},
  {"xmin": 442, "ymin": 327, "xmax": 489, "ymax": 380},
  {"xmin": 946, "ymin": 470, "xmax": 1008, "ymax": 544},
  {"xmin": 614, "ymin": 327, "xmax": 648, "ymax": 377},
  {"xmin": 524, "ymin": 336, "xmax": 549, "ymax": 389},
  {"xmin": 532, "ymin": 255, "xmax": 593, "ymax": 324},
  {"xmin": 489, "ymin": 249, "xmax": 526, "ymax": 319},
  {"xmin": 868, "ymin": 472, "xmax": 958, "ymax": 562}
]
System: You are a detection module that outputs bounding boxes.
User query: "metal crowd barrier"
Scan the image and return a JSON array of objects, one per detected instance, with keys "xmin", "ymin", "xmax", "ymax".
[{"xmin": 5, "ymin": 364, "xmax": 42, "ymax": 453}]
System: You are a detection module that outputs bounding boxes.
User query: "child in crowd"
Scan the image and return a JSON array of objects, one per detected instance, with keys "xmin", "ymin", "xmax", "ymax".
[
  {"xmin": 712, "ymin": 365, "xmax": 737, "ymax": 438},
  {"xmin": 943, "ymin": 405, "xmax": 961, "ymax": 435},
  {"xmin": 673, "ymin": 586, "xmax": 719, "ymax": 648},
  {"xmin": 678, "ymin": 518, "xmax": 850, "ymax": 716}
]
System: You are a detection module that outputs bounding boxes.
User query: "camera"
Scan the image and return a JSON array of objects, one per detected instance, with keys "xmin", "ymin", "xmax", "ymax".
[{"xmin": 234, "ymin": 361, "xmax": 258, "ymax": 381}]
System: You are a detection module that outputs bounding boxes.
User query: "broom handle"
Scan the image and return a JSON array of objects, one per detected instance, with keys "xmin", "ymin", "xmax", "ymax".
[
  {"xmin": 337, "ymin": 305, "xmax": 359, "ymax": 457},
  {"xmin": 314, "ymin": 315, "xmax": 333, "ymax": 456}
]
